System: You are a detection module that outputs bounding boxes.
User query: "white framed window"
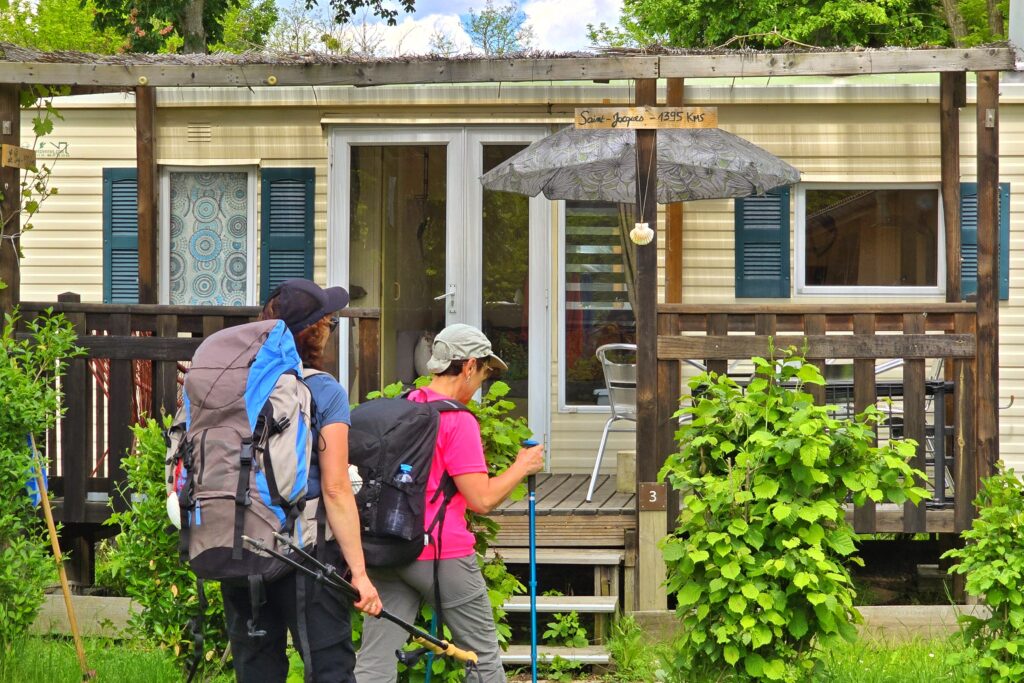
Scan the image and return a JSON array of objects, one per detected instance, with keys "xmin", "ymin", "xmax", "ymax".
[
  {"xmin": 159, "ymin": 167, "xmax": 258, "ymax": 306},
  {"xmin": 794, "ymin": 183, "xmax": 945, "ymax": 297}
]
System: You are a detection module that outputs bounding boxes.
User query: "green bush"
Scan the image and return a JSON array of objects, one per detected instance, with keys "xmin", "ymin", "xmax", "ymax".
[
  {"xmin": 99, "ymin": 416, "xmax": 228, "ymax": 674},
  {"xmin": 659, "ymin": 351, "xmax": 927, "ymax": 681},
  {"xmin": 943, "ymin": 467, "xmax": 1024, "ymax": 682},
  {"xmin": 0, "ymin": 310, "xmax": 82, "ymax": 653}
]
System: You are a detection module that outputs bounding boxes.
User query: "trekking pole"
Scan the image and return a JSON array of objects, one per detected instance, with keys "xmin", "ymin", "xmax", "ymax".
[
  {"xmin": 27, "ymin": 434, "xmax": 95, "ymax": 680},
  {"xmin": 522, "ymin": 439, "xmax": 540, "ymax": 683},
  {"xmin": 241, "ymin": 534, "xmax": 479, "ymax": 665}
]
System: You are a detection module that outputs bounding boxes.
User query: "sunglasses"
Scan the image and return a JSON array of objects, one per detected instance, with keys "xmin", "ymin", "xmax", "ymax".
[{"xmin": 329, "ymin": 316, "xmax": 340, "ymax": 333}]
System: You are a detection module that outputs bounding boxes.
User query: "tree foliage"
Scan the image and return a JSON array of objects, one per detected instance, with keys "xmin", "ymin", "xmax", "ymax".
[
  {"xmin": 0, "ymin": 0, "xmax": 126, "ymax": 53},
  {"xmin": 0, "ymin": 311, "xmax": 83, "ymax": 653},
  {"xmin": 463, "ymin": 0, "xmax": 534, "ymax": 55},
  {"xmin": 943, "ymin": 467, "xmax": 1024, "ymax": 682},
  {"xmin": 590, "ymin": 0, "xmax": 1009, "ymax": 49}
]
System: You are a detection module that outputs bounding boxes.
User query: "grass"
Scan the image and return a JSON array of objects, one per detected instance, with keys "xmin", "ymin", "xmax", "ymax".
[
  {"xmin": 815, "ymin": 637, "xmax": 972, "ymax": 682},
  {"xmin": 0, "ymin": 635, "xmax": 975, "ymax": 682},
  {"xmin": 0, "ymin": 637, "xmax": 214, "ymax": 683}
]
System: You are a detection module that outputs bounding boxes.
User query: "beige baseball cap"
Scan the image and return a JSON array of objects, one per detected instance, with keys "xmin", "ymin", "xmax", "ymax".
[{"xmin": 426, "ymin": 323, "xmax": 509, "ymax": 377}]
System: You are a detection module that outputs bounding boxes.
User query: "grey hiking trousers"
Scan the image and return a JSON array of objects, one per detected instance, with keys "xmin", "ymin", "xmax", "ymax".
[{"xmin": 354, "ymin": 554, "xmax": 506, "ymax": 683}]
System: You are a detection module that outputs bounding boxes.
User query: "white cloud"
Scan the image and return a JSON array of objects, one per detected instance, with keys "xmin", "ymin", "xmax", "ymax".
[
  {"xmin": 522, "ymin": 0, "xmax": 622, "ymax": 51},
  {"xmin": 323, "ymin": 12, "xmax": 473, "ymax": 56}
]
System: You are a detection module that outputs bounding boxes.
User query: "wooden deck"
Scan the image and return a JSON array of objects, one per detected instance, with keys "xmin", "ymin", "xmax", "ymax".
[{"xmin": 488, "ymin": 473, "xmax": 635, "ymax": 549}]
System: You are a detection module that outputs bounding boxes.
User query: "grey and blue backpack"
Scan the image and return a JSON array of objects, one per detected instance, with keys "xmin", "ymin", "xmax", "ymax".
[{"xmin": 166, "ymin": 319, "xmax": 323, "ymax": 585}]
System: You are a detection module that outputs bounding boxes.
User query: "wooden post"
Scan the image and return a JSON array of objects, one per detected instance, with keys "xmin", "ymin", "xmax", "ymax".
[
  {"xmin": 941, "ymin": 73, "xmax": 966, "ymax": 302},
  {"xmin": 975, "ymin": 71, "xmax": 1000, "ymax": 479},
  {"xmin": 633, "ymin": 77, "xmax": 666, "ymax": 611},
  {"xmin": 954, "ymin": 312, "xmax": 978, "ymax": 533},
  {"xmin": 852, "ymin": 314, "xmax": 877, "ymax": 532},
  {"xmin": 136, "ymin": 86, "xmax": 158, "ymax": 304},
  {"xmin": 665, "ymin": 78, "xmax": 684, "ymax": 304},
  {"xmin": 902, "ymin": 313, "xmax": 927, "ymax": 532},
  {"xmin": 0, "ymin": 85, "xmax": 20, "ymax": 313}
]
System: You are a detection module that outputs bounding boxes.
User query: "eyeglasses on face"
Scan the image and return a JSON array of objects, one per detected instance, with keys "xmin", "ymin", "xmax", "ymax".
[{"xmin": 329, "ymin": 316, "xmax": 340, "ymax": 333}]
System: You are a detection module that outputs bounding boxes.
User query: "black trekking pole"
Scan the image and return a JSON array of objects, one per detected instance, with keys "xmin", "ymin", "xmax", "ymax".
[{"xmin": 241, "ymin": 534, "xmax": 479, "ymax": 667}]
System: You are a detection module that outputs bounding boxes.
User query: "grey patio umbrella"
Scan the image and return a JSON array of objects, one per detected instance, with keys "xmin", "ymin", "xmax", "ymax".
[{"xmin": 479, "ymin": 126, "xmax": 801, "ymax": 203}]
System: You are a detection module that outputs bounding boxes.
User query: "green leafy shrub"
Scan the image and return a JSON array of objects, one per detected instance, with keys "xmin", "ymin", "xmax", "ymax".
[
  {"xmin": 943, "ymin": 467, "xmax": 1024, "ymax": 682},
  {"xmin": 99, "ymin": 416, "xmax": 228, "ymax": 673},
  {"xmin": 604, "ymin": 613, "xmax": 660, "ymax": 683},
  {"xmin": 0, "ymin": 310, "xmax": 82, "ymax": 653},
  {"xmin": 659, "ymin": 351, "xmax": 927, "ymax": 681},
  {"xmin": 368, "ymin": 379, "xmax": 529, "ymax": 682}
]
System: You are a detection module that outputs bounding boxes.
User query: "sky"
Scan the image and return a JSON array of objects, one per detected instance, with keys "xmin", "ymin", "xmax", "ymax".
[{"xmin": 299, "ymin": 0, "xmax": 624, "ymax": 54}]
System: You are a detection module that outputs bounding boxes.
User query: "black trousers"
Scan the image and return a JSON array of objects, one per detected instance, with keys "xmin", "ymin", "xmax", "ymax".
[{"xmin": 222, "ymin": 541, "xmax": 355, "ymax": 683}]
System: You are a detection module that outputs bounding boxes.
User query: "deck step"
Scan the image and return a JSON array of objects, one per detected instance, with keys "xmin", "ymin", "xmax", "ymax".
[
  {"xmin": 502, "ymin": 595, "xmax": 618, "ymax": 613},
  {"xmin": 487, "ymin": 548, "xmax": 623, "ymax": 565},
  {"xmin": 500, "ymin": 644, "xmax": 609, "ymax": 665}
]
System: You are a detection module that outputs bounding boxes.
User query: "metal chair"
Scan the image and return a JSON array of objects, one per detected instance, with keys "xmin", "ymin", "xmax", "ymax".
[{"xmin": 585, "ymin": 344, "xmax": 637, "ymax": 502}]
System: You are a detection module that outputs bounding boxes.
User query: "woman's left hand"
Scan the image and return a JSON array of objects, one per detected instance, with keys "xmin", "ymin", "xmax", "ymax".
[{"xmin": 351, "ymin": 571, "xmax": 382, "ymax": 616}]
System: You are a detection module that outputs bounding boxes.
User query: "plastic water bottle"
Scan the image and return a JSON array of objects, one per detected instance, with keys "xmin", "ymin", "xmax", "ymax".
[
  {"xmin": 393, "ymin": 463, "xmax": 414, "ymax": 486},
  {"xmin": 383, "ymin": 464, "xmax": 414, "ymax": 536}
]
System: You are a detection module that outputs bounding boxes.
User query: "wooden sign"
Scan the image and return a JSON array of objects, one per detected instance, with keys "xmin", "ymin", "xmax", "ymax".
[
  {"xmin": 1, "ymin": 144, "xmax": 36, "ymax": 170},
  {"xmin": 638, "ymin": 482, "xmax": 668, "ymax": 511},
  {"xmin": 575, "ymin": 106, "xmax": 718, "ymax": 130}
]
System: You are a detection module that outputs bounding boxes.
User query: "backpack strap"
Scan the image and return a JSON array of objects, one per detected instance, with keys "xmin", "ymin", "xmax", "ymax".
[
  {"xmin": 184, "ymin": 577, "xmax": 207, "ymax": 683},
  {"xmin": 233, "ymin": 438, "xmax": 255, "ymax": 561},
  {"xmin": 246, "ymin": 575, "xmax": 267, "ymax": 638}
]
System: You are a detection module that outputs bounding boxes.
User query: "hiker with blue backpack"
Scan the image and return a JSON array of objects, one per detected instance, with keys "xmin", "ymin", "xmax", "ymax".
[
  {"xmin": 353, "ymin": 323, "xmax": 545, "ymax": 683},
  {"xmin": 168, "ymin": 278, "xmax": 381, "ymax": 683},
  {"xmin": 229, "ymin": 279, "xmax": 382, "ymax": 681}
]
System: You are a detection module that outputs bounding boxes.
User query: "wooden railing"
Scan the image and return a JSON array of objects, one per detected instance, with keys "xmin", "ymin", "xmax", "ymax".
[
  {"xmin": 656, "ymin": 303, "xmax": 981, "ymax": 534},
  {"xmin": 17, "ymin": 295, "xmax": 380, "ymax": 543}
]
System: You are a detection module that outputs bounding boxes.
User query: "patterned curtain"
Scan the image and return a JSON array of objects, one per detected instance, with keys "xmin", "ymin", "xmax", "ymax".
[{"xmin": 169, "ymin": 171, "xmax": 249, "ymax": 306}]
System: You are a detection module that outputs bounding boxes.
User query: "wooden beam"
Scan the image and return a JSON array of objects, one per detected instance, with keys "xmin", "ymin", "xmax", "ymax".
[
  {"xmin": 657, "ymin": 302, "xmax": 976, "ymax": 315},
  {"xmin": 135, "ymin": 86, "xmax": 158, "ymax": 304},
  {"xmin": 975, "ymin": 71, "xmax": 1000, "ymax": 479},
  {"xmin": 658, "ymin": 334, "xmax": 976, "ymax": 360},
  {"xmin": 665, "ymin": 78, "xmax": 683, "ymax": 304},
  {"xmin": 0, "ymin": 48, "xmax": 1014, "ymax": 88},
  {"xmin": 633, "ymin": 77, "xmax": 665, "ymax": 612},
  {"xmin": 941, "ymin": 72, "xmax": 965, "ymax": 302},
  {"xmin": 0, "ymin": 85, "xmax": 19, "ymax": 314},
  {"xmin": 635, "ymin": 76, "xmax": 659, "ymax": 486}
]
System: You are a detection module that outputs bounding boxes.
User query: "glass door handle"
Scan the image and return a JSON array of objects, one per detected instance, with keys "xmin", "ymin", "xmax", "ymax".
[{"xmin": 434, "ymin": 285, "xmax": 456, "ymax": 314}]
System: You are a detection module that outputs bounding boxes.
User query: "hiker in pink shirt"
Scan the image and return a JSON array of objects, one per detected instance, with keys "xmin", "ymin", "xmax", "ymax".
[{"xmin": 355, "ymin": 324, "xmax": 544, "ymax": 683}]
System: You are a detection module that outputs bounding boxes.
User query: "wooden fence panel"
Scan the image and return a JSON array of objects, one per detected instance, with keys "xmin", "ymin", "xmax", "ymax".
[{"xmin": 656, "ymin": 303, "xmax": 979, "ymax": 534}]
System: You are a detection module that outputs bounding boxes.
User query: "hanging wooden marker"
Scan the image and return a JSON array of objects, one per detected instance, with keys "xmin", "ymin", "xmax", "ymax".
[
  {"xmin": 575, "ymin": 106, "xmax": 718, "ymax": 130},
  {"xmin": 1, "ymin": 144, "xmax": 36, "ymax": 169}
]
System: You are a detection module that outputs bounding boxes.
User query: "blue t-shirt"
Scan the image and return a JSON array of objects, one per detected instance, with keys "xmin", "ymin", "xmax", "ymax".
[{"xmin": 303, "ymin": 372, "xmax": 351, "ymax": 499}]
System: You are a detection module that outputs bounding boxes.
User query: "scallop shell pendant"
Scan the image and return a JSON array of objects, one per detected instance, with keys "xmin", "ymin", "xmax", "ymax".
[{"xmin": 630, "ymin": 222, "xmax": 655, "ymax": 245}]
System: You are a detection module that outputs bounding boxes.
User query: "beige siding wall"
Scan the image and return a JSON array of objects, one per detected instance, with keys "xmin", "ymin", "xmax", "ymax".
[
  {"xmin": 20, "ymin": 106, "xmax": 136, "ymax": 302},
  {"xmin": 17, "ymin": 81, "xmax": 1024, "ymax": 474}
]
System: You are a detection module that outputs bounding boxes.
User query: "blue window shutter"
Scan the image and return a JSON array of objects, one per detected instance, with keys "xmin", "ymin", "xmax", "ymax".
[
  {"xmin": 735, "ymin": 188, "xmax": 790, "ymax": 298},
  {"xmin": 102, "ymin": 168, "xmax": 138, "ymax": 303},
  {"xmin": 261, "ymin": 168, "xmax": 315, "ymax": 302},
  {"xmin": 961, "ymin": 182, "xmax": 1010, "ymax": 301}
]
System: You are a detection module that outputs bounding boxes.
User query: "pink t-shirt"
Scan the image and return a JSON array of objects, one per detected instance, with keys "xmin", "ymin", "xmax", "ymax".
[{"xmin": 408, "ymin": 387, "xmax": 488, "ymax": 561}]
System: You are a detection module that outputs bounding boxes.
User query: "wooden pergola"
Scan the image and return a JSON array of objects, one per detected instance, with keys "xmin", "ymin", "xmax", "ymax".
[{"xmin": 0, "ymin": 43, "xmax": 1016, "ymax": 608}]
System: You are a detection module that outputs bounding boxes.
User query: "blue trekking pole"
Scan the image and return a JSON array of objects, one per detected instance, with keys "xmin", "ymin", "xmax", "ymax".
[{"xmin": 522, "ymin": 439, "xmax": 540, "ymax": 683}]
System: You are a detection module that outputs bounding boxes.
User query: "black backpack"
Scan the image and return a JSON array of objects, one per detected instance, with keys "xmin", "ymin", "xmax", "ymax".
[{"xmin": 348, "ymin": 394, "xmax": 469, "ymax": 568}]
